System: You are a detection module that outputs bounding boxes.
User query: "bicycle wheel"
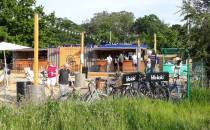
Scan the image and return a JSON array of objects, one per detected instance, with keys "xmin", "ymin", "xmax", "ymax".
[
  {"xmin": 138, "ymin": 82, "xmax": 152, "ymax": 98},
  {"xmin": 169, "ymin": 85, "xmax": 179, "ymax": 100},
  {"xmin": 154, "ymin": 86, "xmax": 169, "ymax": 100}
]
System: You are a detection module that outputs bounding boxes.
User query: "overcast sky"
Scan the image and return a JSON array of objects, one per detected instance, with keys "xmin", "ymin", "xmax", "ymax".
[{"xmin": 36, "ymin": 0, "xmax": 183, "ymax": 25}]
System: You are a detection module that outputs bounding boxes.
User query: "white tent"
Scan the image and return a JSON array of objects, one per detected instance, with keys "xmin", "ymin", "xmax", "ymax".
[{"xmin": 0, "ymin": 42, "xmax": 30, "ymax": 98}]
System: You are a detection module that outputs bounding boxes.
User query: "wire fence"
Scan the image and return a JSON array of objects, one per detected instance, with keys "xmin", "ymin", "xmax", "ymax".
[{"xmin": 191, "ymin": 59, "xmax": 209, "ymax": 88}]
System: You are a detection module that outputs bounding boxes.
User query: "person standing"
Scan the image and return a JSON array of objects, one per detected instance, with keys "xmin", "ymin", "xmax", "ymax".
[
  {"xmin": 59, "ymin": 63, "xmax": 70, "ymax": 97},
  {"xmin": 106, "ymin": 54, "xmax": 112, "ymax": 72},
  {"xmin": 149, "ymin": 50, "xmax": 157, "ymax": 72},
  {"xmin": 118, "ymin": 53, "xmax": 124, "ymax": 71},
  {"xmin": 145, "ymin": 58, "xmax": 152, "ymax": 74},
  {"xmin": 47, "ymin": 61, "xmax": 57, "ymax": 98},
  {"xmin": 113, "ymin": 56, "xmax": 119, "ymax": 72},
  {"xmin": 132, "ymin": 53, "xmax": 138, "ymax": 71}
]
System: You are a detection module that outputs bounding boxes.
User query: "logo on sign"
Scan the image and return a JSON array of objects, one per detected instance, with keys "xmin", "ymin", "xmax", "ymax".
[
  {"xmin": 151, "ymin": 75, "xmax": 164, "ymax": 80},
  {"xmin": 126, "ymin": 76, "xmax": 136, "ymax": 82}
]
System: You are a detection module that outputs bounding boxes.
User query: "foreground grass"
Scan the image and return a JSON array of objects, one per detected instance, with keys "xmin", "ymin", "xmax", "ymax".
[{"xmin": 0, "ymin": 87, "xmax": 210, "ymax": 130}]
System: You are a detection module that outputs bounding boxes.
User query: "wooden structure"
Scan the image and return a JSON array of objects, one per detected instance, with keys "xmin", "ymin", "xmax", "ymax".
[
  {"xmin": 12, "ymin": 48, "xmax": 48, "ymax": 71},
  {"xmin": 59, "ymin": 47, "xmax": 81, "ymax": 72},
  {"xmin": 89, "ymin": 44, "xmax": 147, "ymax": 73}
]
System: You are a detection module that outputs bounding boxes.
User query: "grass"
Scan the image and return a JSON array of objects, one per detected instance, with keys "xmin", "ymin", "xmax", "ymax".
[{"xmin": 0, "ymin": 87, "xmax": 210, "ymax": 130}]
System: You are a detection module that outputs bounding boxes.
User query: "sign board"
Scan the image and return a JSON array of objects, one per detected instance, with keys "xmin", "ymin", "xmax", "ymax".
[
  {"xmin": 122, "ymin": 72, "xmax": 140, "ymax": 84},
  {"xmin": 146, "ymin": 72, "xmax": 169, "ymax": 82}
]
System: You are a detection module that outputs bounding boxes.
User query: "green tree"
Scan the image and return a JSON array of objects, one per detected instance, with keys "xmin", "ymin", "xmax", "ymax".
[
  {"xmin": 181, "ymin": 0, "xmax": 210, "ymax": 77},
  {"xmin": 132, "ymin": 14, "xmax": 179, "ymax": 49},
  {"xmin": 82, "ymin": 11, "xmax": 135, "ymax": 43}
]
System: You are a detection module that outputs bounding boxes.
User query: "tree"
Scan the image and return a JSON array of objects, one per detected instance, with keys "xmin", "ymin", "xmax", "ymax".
[
  {"xmin": 181, "ymin": 0, "xmax": 210, "ymax": 78},
  {"xmin": 82, "ymin": 11, "xmax": 135, "ymax": 43},
  {"xmin": 132, "ymin": 14, "xmax": 179, "ymax": 49},
  {"xmin": 0, "ymin": 0, "xmax": 84, "ymax": 48}
]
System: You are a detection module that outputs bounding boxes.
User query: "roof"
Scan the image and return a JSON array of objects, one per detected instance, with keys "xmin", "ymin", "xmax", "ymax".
[
  {"xmin": 161, "ymin": 48, "xmax": 189, "ymax": 54},
  {"xmin": 13, "ymin": 48, "xmax": 47, "ymax": 52},
  {"xmin": 93, "ymin": 43, "xmax": 147, "ymax": 51},
  {"xmin": 0, "ymin": 42, "xmax": 31, "ymax": 51}
]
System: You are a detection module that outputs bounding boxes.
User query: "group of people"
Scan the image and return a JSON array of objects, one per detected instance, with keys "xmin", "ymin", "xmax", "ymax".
[
  {"xmin": 106, "ymin": 53, "xmax": 138, "ymax": 72},
  {"xmin": 44, "ymin": 62, "xmax": 71, "ymax": 98}
]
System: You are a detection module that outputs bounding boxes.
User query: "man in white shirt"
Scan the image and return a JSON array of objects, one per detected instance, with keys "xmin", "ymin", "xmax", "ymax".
[
  {"xmin": 106, "ymin": 55, "xmax": 112, "ymax": 72},
  {"xmin": 132, "ymin": 53, "xmax": 138, "ymax": 71}
]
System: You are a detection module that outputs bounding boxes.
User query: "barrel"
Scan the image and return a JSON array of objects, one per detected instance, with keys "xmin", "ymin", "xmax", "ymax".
[{"xmin": 16, "ymin": 81, "xmax": 31, "ymax": 102}]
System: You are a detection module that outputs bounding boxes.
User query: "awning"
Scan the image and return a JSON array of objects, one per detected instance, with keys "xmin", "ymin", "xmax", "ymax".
[
  {"xmin": 93, "ymin": 43, "xmax": 147, "ymax": 51},
  {"xmin": 0, "ymin": 42, "xmax": 31, "ymax": 51}
]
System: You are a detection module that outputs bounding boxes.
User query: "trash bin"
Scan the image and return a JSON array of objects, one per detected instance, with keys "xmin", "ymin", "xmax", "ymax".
[
  {"xmin": 82, "ymin": 67, "xmax": 88, "ymax": 78},
  {"xmin": 16, "ymin": 81, "xmax": 31, "ymax": 102}
]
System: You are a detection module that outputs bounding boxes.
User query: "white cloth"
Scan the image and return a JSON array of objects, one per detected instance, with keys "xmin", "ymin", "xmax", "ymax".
[{"xmin": 47, "ymin": 77, "xmax": 57, "ymax": 86}]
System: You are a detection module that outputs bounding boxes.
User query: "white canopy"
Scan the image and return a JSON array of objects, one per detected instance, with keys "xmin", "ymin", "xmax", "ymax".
[
  {"xmin": 0, "ymin": 42, "xmax": 31, "ymax": 100},
  {"xmin": 0, "ymin": 42, "xmax": 30, "ymax": 51}
]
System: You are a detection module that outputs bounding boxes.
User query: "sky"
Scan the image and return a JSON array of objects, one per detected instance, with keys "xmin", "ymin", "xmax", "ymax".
[{"xmin": 36, "ymin": 0, "xmax": 184, "ymax": 25}]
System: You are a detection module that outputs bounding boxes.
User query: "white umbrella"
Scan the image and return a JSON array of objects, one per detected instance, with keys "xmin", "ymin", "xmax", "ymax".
[{"xmin": 0, "ymin": 42, "xmax": 30, "ymax": 100}]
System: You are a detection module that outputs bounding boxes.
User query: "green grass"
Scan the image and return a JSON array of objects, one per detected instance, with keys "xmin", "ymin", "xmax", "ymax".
[{"xmin": 0, "ymin": 87, "xmax": 210, "ymax": 130}]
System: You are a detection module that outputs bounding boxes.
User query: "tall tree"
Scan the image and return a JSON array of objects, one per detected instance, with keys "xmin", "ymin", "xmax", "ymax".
[
  {"xmin": 82, "ymin": 11, "xmax": 135, "ymax": 43},
  {"xmin": 132, "ymin": 14, "xmax": 179, "ymax": 50},
  {"xmin": 0, "ymin": 0, "xmax": 84, "ymax": 47},
  {"xmin": 181, "ymin": 0, "xmax": 210, "ymax": 77}
]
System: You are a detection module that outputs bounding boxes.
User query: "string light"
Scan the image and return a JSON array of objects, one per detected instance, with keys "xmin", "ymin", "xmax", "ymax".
[{"xmin": 49, "ymin": 25, "xmax": 124, "ymax": 45}]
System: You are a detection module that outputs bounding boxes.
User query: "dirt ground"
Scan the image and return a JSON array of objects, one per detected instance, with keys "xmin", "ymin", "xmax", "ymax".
[{"xmin": 0, "ymin": 72, "xmax": 89, "ymax": 105}]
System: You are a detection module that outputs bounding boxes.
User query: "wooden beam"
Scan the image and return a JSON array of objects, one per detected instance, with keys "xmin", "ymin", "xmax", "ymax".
[{"xmin": 34, "ymin": 14, "xmax": 39, "ymax": 86}]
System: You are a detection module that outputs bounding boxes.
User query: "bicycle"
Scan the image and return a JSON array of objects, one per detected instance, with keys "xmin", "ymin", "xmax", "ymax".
[
  {"xmin": 140, "ymin": 72, "xmax": 169, "ymax": 100},
  {"xmin": 82, "ymin": 79, "xmax": 108, "ymax": 103},
  {"xmin": 167, "ymin": 74, "xmax": 187, "ymax": 100}
]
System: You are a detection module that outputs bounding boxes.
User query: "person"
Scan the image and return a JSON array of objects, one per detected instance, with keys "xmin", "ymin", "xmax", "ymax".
[
  {"xmin": 106, "ymin": 55, "xmax": 112, "ymax": 72},
  {"xmin": 59, "ymin": 63, "xmax": 70, "ymax": 97},
  {"xmin": 47, "ymin": 61, "xmax": 57, "ymax": 98},
  {"xmin": 113, "ymin": 56, "xmax": 119, "ymax": 72},
  {"xmin": 118, "ymin": 53, "xmax": 124, "ymax": 71},
  {"xmin": 132, "ymin": 53, "xmax": 138, "ymax": 71},
  {"xmin": 149, "ymin": 50, "xmax": 157, "ymax": 72},
  {"xmin": 174, "ymin": 57, "xmax": 182, "ymax": 78},
  {"xmin": 145, "ymin": 58, "xmax": 152, "ymax": 74}
]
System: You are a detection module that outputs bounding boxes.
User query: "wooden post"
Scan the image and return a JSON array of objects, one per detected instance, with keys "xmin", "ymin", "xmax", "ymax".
[
  {"xmin": 137, "ymin": 39, "xmax": 141, "ymax": 72},
  {"xmin": 154, "ymin": 33, "xmax": 157, "ymax": 53},
  {"xmin": 80, "ymin": 32, "xmax": 85, "ymax": 73},
  {"xmin": 34, "ymin": 14, "xmax": 39, "ymax": 86}
]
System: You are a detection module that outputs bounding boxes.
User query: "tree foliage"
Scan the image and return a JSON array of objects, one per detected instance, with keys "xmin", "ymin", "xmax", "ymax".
[
  {"xmin": 132, "ymin": 14, "xmax": 180, "ymax": 49},
  {"xmin": 181, "ymin": 0, "xmax": 210, "ymax": 76},
  {"xmin": 82, "ymin": 11, "xmax": 135, "ymax": 43},
  {"xmin": 0, "ymin": 0, "xmax": 83, "ymax": 48}
]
